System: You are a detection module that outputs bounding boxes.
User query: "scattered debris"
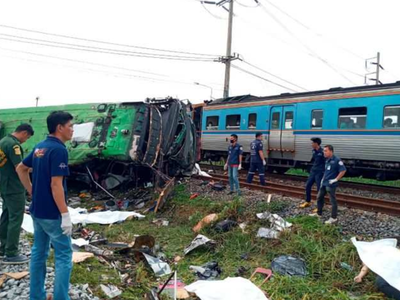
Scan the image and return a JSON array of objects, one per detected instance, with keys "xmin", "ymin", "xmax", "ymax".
[
  {"xmin": 271, "ymin": 255, "xmax": 307, "ymax": 277},
  {"xmin": 84, "ymin": 244, "xmax": 113, "ymax": 257},
  {"xmin": 72, "ymin": 252, "xmax": 95, "ymax": 263},
  {"xmin": 235, "ymin": 266, "xmax": 250, "ymax": 277},
  {"xmin": 152, "ymin": 218, "xmax": 170, "ymax": 227},
  {"xmin": 184, "ymin": 234, "xmax": 216, "ymax": 255},
  {"xmin": 4, "ymin": 271, "xmax": 29, "ymax": 280},
  {"xmin": 239, "ymin": 222, "xmax": 248, "ymax": 233},
  {"xmin": 249, "ymin": 268, "xmax": 273, "ymax": 288},
  {"xmin": 104, "ymin": 200, "xmax": 118, "ymax": 211},
  {"xmin": 158, "ymin": 278, "xmax": 186, "ymax": 298},
  {"xmin": 256, "ymin": 211, "xmax": 292, "ymax": 231},
  {"xmin": 190, "ymin": 193, "xmax": 199, "ymax": 200},
  {"xmin": 214, "ymin": 220, "xmax": 237, "ymax": 233},
  {"xmin": 100, "ymin": 284, "xmax": 122, "ymax": 299},
  {"xmin": 193, "ymin": 214, "xmax": 219, "ymax": 233},
  {"xmin": 185, "ymin": 277, "xmax": 269, "ymax": 300},
  {"xmin": 210, "ymin": 182, "xmax": 225, "ymax": 192},
  {"xmin": 189, "ymin": 261, "xmax": 222, "ymax": 280},
  {"xmin": 193, "ymin": 163, "xmax": 212, "ymax": 178},
  {"xmin": 340, "ymin": 262, "xmax": 353, "ymax": 271},
  {"xmin": 143, "ymin": 253, "xmax": 172, "ymax": 277},
  {"xmin": 174, "ymin": 256, "xmax": 182, "ymax": 263},
  {"xmin": 0, "ymin": 274, "xmax": 6, "ymax": 288},
  {"xmin": 256, "ymin": 228, "xmax": 279, "ymax": 239},
  {"xmin": 154, "ymin": 178, "xmax": 175, "ymax": 213}
]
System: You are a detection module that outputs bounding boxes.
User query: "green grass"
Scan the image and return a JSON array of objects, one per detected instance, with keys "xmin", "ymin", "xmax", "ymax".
[
  {"xmin": 70, "ymin": 184, "xmax": 387, "ymax": 300},
  {"xmin": 287, "ymin": 168, "xmax": 400, "ymax": 188}
]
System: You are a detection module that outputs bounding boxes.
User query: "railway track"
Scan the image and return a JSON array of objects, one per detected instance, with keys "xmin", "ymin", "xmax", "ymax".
[
  {"xmin": 195, "ymin": 172, "xmax": 400, "ymax": 216},
  {"xmin": 198, "ymin": 163, "xmax": 400, "ymax": 196}
]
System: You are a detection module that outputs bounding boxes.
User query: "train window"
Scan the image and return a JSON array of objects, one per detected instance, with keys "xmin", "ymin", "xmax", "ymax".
[
  {"xmin": 272, "ymin": 112, "xmax": 280, "ymax": 129},
  {"xmin": 383, "ymin": 106, "xmax": 400, "ymax": 128},
  {"xmin": 248, "ymin": 113, "xmax": 257, "ymax": 129},
  {"xmin": 338, "ymin": 107, "xmax": 367, "ymax": 129},
  {"xmin": 206, "ymin": 116, "xmax": 219, "ymax": 130},
  {"xmin": 284, "ymin": 111, "xmax": 294, "ymax": 129},
  {"xmin": 311, "ymin": 110, "xmax": 323, "ymax": 129},
  {"xmin": 226, "ymin": 115, "xmax": 241, "ymax": 129}
]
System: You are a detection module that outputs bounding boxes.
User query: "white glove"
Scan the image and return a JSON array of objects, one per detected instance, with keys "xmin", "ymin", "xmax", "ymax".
[
  {"xmin": 61, "ymin": 212, "xmax": 73, "ymax": 236},
  {"xmin": 329, "ymin": 179, "xmax": 338, "ymax": 185},
  {"xmin": 238, "ymin": 164, "xmax": 242, "ymax": 171},
  {"xmin": 224, "ymin": 164, "xmax": 228, "ymax": 171},
  {"xmin": 263, "ymin": 160, "xmax": 267, "ymax": 166}
]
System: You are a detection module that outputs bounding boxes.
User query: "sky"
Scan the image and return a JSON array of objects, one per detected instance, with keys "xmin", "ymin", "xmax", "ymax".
[{"xmin": 0, "ymin": 0, "xmax": 399, "ymax": 109}]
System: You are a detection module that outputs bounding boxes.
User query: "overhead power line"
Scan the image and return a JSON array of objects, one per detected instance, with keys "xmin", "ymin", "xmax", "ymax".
[
  {"xmin": 231, "ymin": 63, "xmax": 298, "ymax": 92},
  {"xmin": 0, "ymin": 46, "xmax": 167, "ymax": 77},
  {"xmin": 234, "ymin": 0, "xmax": 259, "ymax": 8},
  {"xmin": 0, "ymin": 35, "xmax": 217, "ymax": 62},
  {"xmin": 241, "ymin": 60, "xmax": 308, "ymax": 91},
  {"xmin": 0, "ymin": 24, "xmax": 219, "ymax": 58},
  {"xmin": 261, "ymin": 0, "xmax": 365, "ymax": 61},
  {"xmin": 256, "ymin": 1, "xmax": 356, "ymax": 85}
]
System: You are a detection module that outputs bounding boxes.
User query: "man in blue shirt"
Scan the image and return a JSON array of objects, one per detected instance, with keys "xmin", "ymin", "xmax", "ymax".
[
  {"xmin": 300, "ymin": 137, "xmax": 325, "ymax": 208},
  {"xmin": 309, "ymin": 145, "xmax": 346, "ymax": 225},
  {"xmin": 246, "ymin": 132, "xmax": 266, "ymax": 186},
  {"xmin": 17, "ymin": 111, "xmax": 74, "ymax": 300},
  {"xmin": 224, "ymin": 134, "xmax": 243, "ymax": 195}
]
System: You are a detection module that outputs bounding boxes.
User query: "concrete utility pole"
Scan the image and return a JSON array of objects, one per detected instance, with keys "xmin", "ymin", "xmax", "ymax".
[
  {"xmin": 223, "ymin": 0, "xmax": 234, "ymax": 98},
  {"xmin": 365, "ymin": 52, "xmax": 384, "ymax": 85},
  {"xmin": 35, "ymin": 97, "xmax": 39, "ymax": 107}
]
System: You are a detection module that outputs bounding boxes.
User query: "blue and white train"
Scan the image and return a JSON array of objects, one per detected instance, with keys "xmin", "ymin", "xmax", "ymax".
[{"xmin": 196, "ymin": 82, "xmax": 400, "ymax": 180}]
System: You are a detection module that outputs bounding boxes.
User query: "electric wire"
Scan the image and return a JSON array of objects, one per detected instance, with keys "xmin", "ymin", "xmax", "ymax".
[
  {"xmin": 261, "ymin": 0, "xmax": 365, "ymax": 61},
  {"xmin": 231, "ymin": 63, "xmax": 298, "ymax": 92},
  {"xmin": 241, "ymin": 60, "xmax": 308, "ymax": 91},
  {"xmin": 0, "ymin": 24, "xmax": 219, "ymax": 58},
  {"xmin": 234, "ymin": 0, "xmax": 259, "ymax": 8},
  {"xmin": 257, "ymin": 2, "xmax": 356, "ymax": 85},
  {"xmin": 200, "ymin": 1, "xmax": 226, "ymax": 19},
  {"xmin": 0, "ymin": 36, "xmax": 216, "ymax": 62}
]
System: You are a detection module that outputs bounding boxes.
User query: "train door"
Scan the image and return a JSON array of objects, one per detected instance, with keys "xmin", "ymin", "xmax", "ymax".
[{"xmin": 268, "ymin": 105, "xmax": 296, "ymax": 159}]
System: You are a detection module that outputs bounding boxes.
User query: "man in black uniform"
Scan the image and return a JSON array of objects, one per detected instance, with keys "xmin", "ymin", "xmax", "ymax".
[
  {"xmin": 0, "ymin": 124, "xmax": 34, "ymax": 264},
  {"xmin": 299, "ymin": 137, "xmax": 324, "ymax": 208},
  {"xmin": 246, "ymin": 132, "xmax": 266, "ymax": 186},
  {"xmin": 310, "ymin": 145, "xmax": 346, "ymax": 224}
]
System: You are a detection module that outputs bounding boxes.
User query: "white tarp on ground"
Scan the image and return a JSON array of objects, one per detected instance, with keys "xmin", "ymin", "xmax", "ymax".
[
  {"xmin": 185, "ymin": 277, "xmax": 269, "ymax": 300},
  {"xmin": 352, "ymin": 237, "xmax": 400, "ymax": 292},
  {"xmin": 69, "ymin": 207, "xmax": 144, "ymax": 224}
]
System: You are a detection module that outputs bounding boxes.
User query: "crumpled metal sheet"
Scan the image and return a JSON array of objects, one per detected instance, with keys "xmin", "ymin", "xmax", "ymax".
[
  {"xmin": 184, "ymin": 234, "xmax": 216, "ymax": 255},
  {"xmin": 256, "ymin": 212, "xmax": 292, "ymax": 232},
  {"xmin": 189, "ymin": 261, "xmax": 222, "ymax": 280},
  {"xmin": 143, "ymin": 253, "xmax": 172, "ymax": 277},
  {"xmin": 256, "ymin": 228, "xmax": 279, "ymax": 239},
  {"xmin": 271, "ymin": 255, "xmax": 307, "ymax": 277}
]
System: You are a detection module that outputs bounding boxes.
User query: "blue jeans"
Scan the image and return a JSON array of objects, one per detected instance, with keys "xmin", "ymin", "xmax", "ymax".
[
  {"xmin": 305, "ymin": 170, "xmax": 323, "ymax": 202},
  {"xmin": 30, "ymin": 216, "xmax": 72, "ymax": 300},
  {"xmin": 228, "ymin": 166, "xmax": 240, "ymax": 192},
  {"xmin": 246, "ymin": 162, "xmax": 266, "ymax": 185},
  {"xmin": 317, "ymin": 185, "xmax": 338, "ymax": 219}
]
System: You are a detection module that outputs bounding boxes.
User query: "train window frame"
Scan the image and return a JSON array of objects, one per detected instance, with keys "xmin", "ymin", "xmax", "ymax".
[
  {"xmin": 383, "ymin": 105, "xmax": 400, "ymax": 129},
  {"xmin": 206, "ymin": 116, "xmax": 219, "ymax": 130},
  {"xmin": 271, "ymin": 112, "xmax": 280, "ymax": 129},
  {"xmin": 338, "ymin": 107, "xmax": 367, "ymax": 129},
  {"xmin": 248, "ymin": 113, "xmax": 257, "ymax": 129},
  {"xmin": 311, "ymin": 110, "xmax": 323, "ymax": 129},
  {"xmin": 226, "ymin": 114, "xmax": 241, "ymax": 130},
  {"xmin": 284, "ymin": 111, "xmax": 294, "ymax": 129}
]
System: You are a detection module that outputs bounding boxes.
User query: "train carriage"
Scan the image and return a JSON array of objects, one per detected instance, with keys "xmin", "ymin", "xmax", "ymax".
[{"xmin": 200, "ymin": 82, "xmax": 400, "ymax": 180}]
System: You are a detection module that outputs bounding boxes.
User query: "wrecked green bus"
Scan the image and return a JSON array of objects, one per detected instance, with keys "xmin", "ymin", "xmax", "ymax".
[{"xmin": 0, "ymin": 98, "xmax": 197, "ymax": 189}]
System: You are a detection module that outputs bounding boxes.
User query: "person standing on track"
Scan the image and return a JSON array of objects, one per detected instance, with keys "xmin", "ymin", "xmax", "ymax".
[
  {"xmin": 17, "ymin": 111, "xmax": 74, "ymax": 300},
  {"xmin": 309, "ymin": 145, "xmax": 346, "ymax": 224},
  {"xmin": 246, "ymin": 132, "xmax": 266, "ymax": 186},
  {"xmin": 0, "ymin": 124, "xmax": 34, "ymax": 264},
  {"xmin": 224, "ymin": 134, "xmax": 243, "ymax": 195},
  {"xmin": 299, "ymin": 137, "xmax": 324, "ymax": 209}
]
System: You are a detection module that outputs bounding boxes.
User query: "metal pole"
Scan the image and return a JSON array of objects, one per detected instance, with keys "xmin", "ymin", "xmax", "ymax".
[
  {"xmin": 36, "ymin": 97, "xmax": 39, "ymax": 107},
  {"xmin": 223, "ymin": 0, "xmax": 234, "ymax": 98},
  {"xmin": 376, "ymin": 52, "xmax": 380, "ymax": 85}
]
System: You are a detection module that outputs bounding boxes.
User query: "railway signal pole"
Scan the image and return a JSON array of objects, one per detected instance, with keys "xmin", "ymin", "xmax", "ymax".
[{"xmin": 365, "ymin": 52, "xmax": 384, "ymax": 85}]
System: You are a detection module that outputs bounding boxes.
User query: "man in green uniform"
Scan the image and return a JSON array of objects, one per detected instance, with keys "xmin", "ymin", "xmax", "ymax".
[{"xmin": 0, "ymin": 123, "xmax": 34, "ymax": 264}]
